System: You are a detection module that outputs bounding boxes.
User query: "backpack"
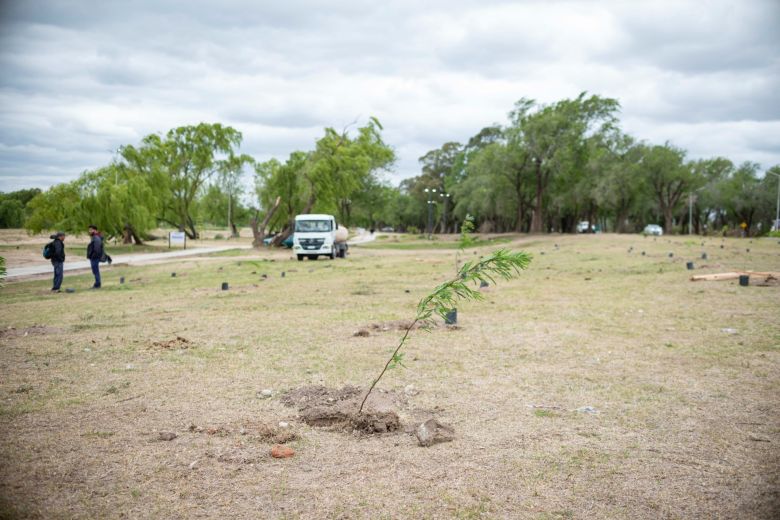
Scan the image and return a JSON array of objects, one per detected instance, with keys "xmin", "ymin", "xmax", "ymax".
[{"xmin": 43, "ymin": 241, "xmax": 55, "ymax": 259}]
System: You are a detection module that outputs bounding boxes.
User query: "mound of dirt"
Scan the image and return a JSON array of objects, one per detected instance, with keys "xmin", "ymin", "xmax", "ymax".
[
  {"xmin": 354, "ymin": 320, "xmax": 435, "ymax": 337},
  {"xmin": 150, "ymin": 336, "xmax": 191, "ymax": 349},
  {"xmin": 281, "ymin": 385, "xmax": 402, "ymax": 434}
]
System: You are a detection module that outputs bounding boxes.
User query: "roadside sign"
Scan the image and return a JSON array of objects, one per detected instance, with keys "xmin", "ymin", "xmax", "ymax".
[{"xmin": 169, "ymin": 231, "xmax": 187, "ymax": 249}]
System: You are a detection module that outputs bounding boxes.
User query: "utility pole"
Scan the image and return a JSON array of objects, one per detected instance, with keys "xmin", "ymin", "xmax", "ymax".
[{"xmin": 768, "ymin": 171, "xmax": 780, "ymax": 231}]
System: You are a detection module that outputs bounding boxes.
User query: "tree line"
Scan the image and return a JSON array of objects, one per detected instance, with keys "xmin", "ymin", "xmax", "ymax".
[{"xmin": 6, "ymin": 93, "xmax": 778, "ymax": 240}]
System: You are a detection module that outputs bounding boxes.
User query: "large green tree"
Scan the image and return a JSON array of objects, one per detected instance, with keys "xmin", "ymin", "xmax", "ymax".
[
  {"xmin": 122, "ymin": 123, "xmax": 244, "ymax": 238},
  {"xmin": 509, "ymin": 93, "xmax": 620, "ymax": 233},
  {"xmin": 640, "ymin": 143, "xmax": 703, "ymax": 233}
]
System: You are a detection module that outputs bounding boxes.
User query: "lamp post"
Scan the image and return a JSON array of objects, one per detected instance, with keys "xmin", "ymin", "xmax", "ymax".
[
  {"xmin": 440, "ymin": 192, "xmax": 450, "ymax": 233},
  {"xmin": 768, "ymin": 171, "xmax": 780, "ymax": 232},
  {"xmin": 424, "ymin": 188, "xmax": 436, "ymax": 239}
]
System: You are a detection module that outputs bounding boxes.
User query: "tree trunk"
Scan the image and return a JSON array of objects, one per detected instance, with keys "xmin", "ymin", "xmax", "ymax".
[
  {"xmin": 663, "ymin": 209, "xmax": 674, "ymax": 235},
  {"xmin": 530, "ymin": 160, "xmax": 544, "ymax": 233},
  {"xmin": 122, "ymin": 224, "xmax": 133, "ymax": 244},
  {"xmin": 251, "ymin": 196, "xmax": 281, "ymax": 247},
  {"xmin": 271, "ymin": 194, "xmax": 315, "ymax": 247},
  {"xmin": 130, "ymin": 226, "xmax": 144, "ymax": 245},
  {"xmin": 616, "ymin": 208, "xmax": 629, "ymax": 233}
]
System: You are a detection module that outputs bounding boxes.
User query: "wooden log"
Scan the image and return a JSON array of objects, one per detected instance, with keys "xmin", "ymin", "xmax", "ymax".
[
  {"xmin": 690, "ymin": 272, "xmax": 743, "ymax": 282},
  {"xmin": 690, "ymin": 271, "xmax": 780, "ymax": 282}
]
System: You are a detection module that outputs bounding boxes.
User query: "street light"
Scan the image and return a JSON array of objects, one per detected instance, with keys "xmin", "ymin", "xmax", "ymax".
[
  {"xmin": 440, "ymin": 192, "xmax": 450, "ymax": 233},
  {"xmin": 768, "ymin": 171, "xmax": 780, "ymax": 232},
  {"xmin": 424, "ymin": 188, "xmax": 436, "ymax": 239}
]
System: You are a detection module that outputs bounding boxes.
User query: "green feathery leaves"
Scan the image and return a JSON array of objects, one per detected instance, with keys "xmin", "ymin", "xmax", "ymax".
[{"xmin": 358, "ymin": 248, "xmax": 531, "ymax": 413}]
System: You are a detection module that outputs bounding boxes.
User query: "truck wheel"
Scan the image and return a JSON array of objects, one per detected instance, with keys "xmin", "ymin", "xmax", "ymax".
[
  {"xmin": 297, "ymin": 254, "xmax": 304, "ymax": 261},
  {"xmin": 329, "ymin": 251, "xmax": 336, "ymax": 260},
  {"xmin": 308, "ymin": 255, "xmax": 318, "ymax": 261}
]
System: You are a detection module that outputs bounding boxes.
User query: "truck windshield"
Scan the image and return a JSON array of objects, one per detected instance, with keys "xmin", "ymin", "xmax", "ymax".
[{"xmin": 295, "ymin": 220, "xmax": 332, "ymax": 232}]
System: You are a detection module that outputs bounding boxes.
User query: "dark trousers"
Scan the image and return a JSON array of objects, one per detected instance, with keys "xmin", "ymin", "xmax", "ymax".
[
  {"xmin": 52, "ymin": 261, "xmax": 63, "ymax": 290},
  {"xmin": 90, "ymin": 258, "xmax": 101, "ymax": 287}
]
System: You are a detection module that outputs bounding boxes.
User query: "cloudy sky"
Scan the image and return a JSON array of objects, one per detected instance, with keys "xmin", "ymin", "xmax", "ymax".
[{"xmin": 1, "ymin": 0, "xmax": 778, "ymax": 195}]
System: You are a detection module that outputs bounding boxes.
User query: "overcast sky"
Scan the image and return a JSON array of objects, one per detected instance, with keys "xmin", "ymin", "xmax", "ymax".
[{"xmin": 1, "ymin": 0, "xmax": 778, "ymax": 195}]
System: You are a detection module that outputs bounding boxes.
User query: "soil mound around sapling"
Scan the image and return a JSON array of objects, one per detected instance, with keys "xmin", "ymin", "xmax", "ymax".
[
  {"xmin": 281, "ymin": 385, "xmax": 403, "ymax": 434},
  {"xmin": 149, "ymin": 336, "xmax": 192, "ymax": 349},
  {"xmin": 353, "ymin": 320, "xmax": 435, "ymax": 337}
]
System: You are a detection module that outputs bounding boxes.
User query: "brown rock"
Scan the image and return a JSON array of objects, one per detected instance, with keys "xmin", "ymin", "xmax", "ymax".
[
  {"xmin": 415, "ymin": 419, "xmax": 454, "ymax": 447},
  {"xmin": 270, "ymin": 444, "xmax": 295, "ymax": 458},
  {"xmin": 353, "ymin": 329, "xmax": 370, "ymax": 337},
  {"xmin": 158, "ymin": 432, "xmax": 177, "ymax": 441}
]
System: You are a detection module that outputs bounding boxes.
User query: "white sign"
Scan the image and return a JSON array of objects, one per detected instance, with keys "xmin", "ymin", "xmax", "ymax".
[{"xmin": 169, "ymin": 231, "xmax": 187, "ymax": 249}]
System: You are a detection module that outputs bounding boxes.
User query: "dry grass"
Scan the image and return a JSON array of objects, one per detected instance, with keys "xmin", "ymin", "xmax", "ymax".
[{"xmin": 0, "ymin": 233, "xmax": 778, "ymax": 519}]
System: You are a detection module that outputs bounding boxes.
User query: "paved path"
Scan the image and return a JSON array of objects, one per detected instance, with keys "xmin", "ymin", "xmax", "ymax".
[
  {"xmin": 6, "ymin": 244, "xmax": 253, "ymax": 279},
  {"xmin": 347, "ymin": 229, "xmax": 377, "ymax": 245}
]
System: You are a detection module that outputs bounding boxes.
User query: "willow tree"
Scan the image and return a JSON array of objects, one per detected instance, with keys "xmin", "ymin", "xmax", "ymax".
[
  {"xmin": 256, "ymin": 117, "xmax": 395, "ymax": 245},
  {"xmin": 122, "ymin": 123, "xmax": 244, "ymax": 239}
]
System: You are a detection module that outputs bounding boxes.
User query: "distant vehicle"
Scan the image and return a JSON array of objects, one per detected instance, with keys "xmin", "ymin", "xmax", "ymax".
[
  {"xmin": 380, "ymin": 226, "xmax": 394, "ymax": 232},
  {"xmin": 643, "ymin": 224, "xmax": 663, "ymax": 236},
  {"xmin": 292, "ymin": 214, "xmax": 348, "ymax": 260},
  {"xmin": 576, "ymin": 221, "xmax": 590, "ymax": 233},
  {"xmin": 262, "ymin": 233, "xmax": 294, "ymax": 248}
]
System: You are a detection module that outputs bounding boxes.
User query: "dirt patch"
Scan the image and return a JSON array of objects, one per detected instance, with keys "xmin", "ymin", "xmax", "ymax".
[
  {"xmin": 281, "ymin": 385, "xmax": 402, "ymax": 434},
  {"xmin": 354, "ymin": 320, "xmax": 434, "ymax": 337},
  {"xmin": 0, "ymin": 325, "xmax": 62, "ymax": 339},
  {"xmin": 188, "ymin": 421, "xmax": 298, "ymax": 444},
  {"xmin": 149, "ymin": 336, "xmax": 192, "ymax": 349}
]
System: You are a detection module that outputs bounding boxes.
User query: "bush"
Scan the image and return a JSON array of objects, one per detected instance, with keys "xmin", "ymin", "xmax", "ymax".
[
  {"xmin": 214, "ymin": 233, "xmax": 225, "ymax": 240},
  {"xmin": 407, "ymin": 226, "xmax": 420, "ymax": 234}
]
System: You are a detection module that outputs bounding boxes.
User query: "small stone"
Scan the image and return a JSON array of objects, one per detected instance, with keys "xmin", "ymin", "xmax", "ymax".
[
  {"xmin": 189, "ymin": 460, "xmax": 199, "ymax": 470},
  {"xmin": 259, "ymin": 389, "xmax": 273, "ymax": 398},
  {"xmin": 353, "ymin": 329, "xmax": 370, "ymax": 337},
  {"xmin": 404, "ymin": 384, "xmax": 418, "ymax": 396},
  {"xmin": 576, "ymin": 406, "xmax": 598, "ymax": 414},
  {"xmin": 415, "ymin": 418, "xmax": 455, "ymax": 447},
  {"xmin": 239, "ymin": 427, "xmax": 247, "ymax": 435},
  {"xmin": 278, "ymin": 421, "xmax": 289, "ymax": 429},
  {"xmin": 158, "ymin": 432, "xmax": 177, "ymax": 441},
  {"xmin": 125, "ymin": 364, "xmax": 134, "ymax": 370},
  {"xmin": 721, "ymin": 328, "xmax": 738, "ymax": 335},
  {"xmin": 270, "ymin": 445, "xmax": 295, "ymax": 458}
]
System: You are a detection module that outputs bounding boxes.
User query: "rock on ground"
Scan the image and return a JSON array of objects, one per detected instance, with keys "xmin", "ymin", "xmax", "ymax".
[{"xmin": 415, "ymin": 418, "xmax": 454, "ymax": 447}]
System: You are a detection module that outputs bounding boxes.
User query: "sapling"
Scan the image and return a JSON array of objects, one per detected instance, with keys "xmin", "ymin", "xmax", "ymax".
[
  {"xmin": 358, "ymin": 248, "xmax": 531, "ymax": 413},
  {"xmin": 455, "ymin": 214, "xmax": 476, "ymax": 273},
  {"xmin": 0, "ymin": 256, "xmax": 5, "ymax": 288}
]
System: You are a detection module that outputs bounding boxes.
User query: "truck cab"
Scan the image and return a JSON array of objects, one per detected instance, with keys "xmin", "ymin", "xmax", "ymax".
[{"xmin": 292, "ymin": 214, "xmax": 348, "ymax": 260}]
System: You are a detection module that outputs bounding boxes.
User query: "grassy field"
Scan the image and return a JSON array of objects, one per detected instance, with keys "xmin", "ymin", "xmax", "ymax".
[{"xmin": 1, "ymin": 233, "xmax": 778, "ymax": 519}]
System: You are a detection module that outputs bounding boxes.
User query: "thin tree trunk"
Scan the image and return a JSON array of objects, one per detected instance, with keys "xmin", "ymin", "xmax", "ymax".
[
  {"xmin": 251, "ymin": 196, "xmax": 281, "ymax": 247},
  {"xmin": 530, "ymin": 161, "xmax": 544, "ymax": 233}
]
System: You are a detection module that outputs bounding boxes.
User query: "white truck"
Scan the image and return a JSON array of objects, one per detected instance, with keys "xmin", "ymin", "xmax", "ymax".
[{"xmin": 293, "ymin": 214, "xmax": 348, "ymax": 261}]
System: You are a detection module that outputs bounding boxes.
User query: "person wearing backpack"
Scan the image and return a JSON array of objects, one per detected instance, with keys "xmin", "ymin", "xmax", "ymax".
[
  {"xmin": 47, "ymin": 232, "xmax": 66, "ymax": 292},
  {"xmin": 86, "ymin": 225, "xmax": 103, "ymax": 289}
]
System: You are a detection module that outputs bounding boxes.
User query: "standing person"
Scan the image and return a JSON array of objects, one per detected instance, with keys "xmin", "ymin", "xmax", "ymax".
[
  {"xmin": 86, "ymin": 225, "xmax": 103, "ymax": 289},
  {"xmin": 49, "ymin": 232, "xmax": 66, "ymax": 292}
]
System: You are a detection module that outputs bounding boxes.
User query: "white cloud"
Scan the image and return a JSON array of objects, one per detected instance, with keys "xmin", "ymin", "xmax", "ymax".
[{"xmin": 1, "ymin": 0, "xmax": 779, "ymax": 193}]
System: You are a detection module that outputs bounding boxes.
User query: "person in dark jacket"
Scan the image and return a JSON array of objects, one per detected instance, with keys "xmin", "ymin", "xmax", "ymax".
[
  {"xmin": 50, "ymin": 232, "xmax": 65, "ymax": 292},
  {"xmin": 86, "ymin": 225, "xmax": 103, "ymax": 288}
]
